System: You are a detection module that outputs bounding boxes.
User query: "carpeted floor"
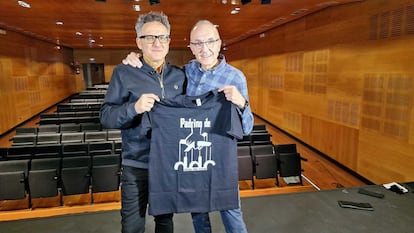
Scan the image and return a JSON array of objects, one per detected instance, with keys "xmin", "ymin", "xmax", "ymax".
[{"xmin": 1, "ymin": 185, "xmax": 413, "ymax": 233}]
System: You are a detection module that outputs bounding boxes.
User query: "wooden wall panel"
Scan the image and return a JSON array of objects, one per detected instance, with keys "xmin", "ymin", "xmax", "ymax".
[
  {"xmin": 0, "ymin": 30, "xmax": 76, "ymax": 135},
  {"xmin": 224, "ymin": 0, "xmax": 414, "ymax": 183}
]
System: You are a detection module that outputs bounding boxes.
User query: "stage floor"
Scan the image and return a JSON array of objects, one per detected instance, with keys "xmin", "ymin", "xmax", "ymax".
[{"xmin": 2, "ymin": 184, "xmax": 413, "ymax": 233}]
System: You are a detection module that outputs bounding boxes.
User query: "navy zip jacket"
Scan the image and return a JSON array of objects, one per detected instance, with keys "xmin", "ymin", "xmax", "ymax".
[{"xmin": 100, "ymin": 60, "xmax": 186, "ymax": 169}]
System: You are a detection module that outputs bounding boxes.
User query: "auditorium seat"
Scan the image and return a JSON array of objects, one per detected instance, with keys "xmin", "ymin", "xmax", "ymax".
[
  {"xmin": 88, "ymin": 141, "xmax": 114, "ymax": 157},
  {"xmin": 237, "ymin": 135, "xmax": 251, "ymax": 146},
  {"xmin": 7, "ymin": 145, "xmax": 34, "ymax": 160},
  {"xmin": 113, "ymin": 140, "xmax": 122, "ymax": 155},
  {"xmin": 0, "ymin": 159, "xmax": 29, "ymax": 204},
  {"xmin": 15, "ymin": 126, "xmax": 38, "ymax": 135},
  {"xmin": 237, "ymin": 145, "xmax": 254, "ymax": 189},
  {"xmin": 274, "ymin": 143, "xmax": 305, "ymax": 186},
  {"xmin": 91, "ymin": 154, "xmax": 121, "ymax": 196},
  {"xmin": 106, "ymin": 129, "xmax": 121, "ymax": 141},
  {"xmin": 0, "ymin": 147, "xmax": 7, "ymax": 161},
  {"xmin": 276, "ymin": 152, "xmax": 303, "ymax": 186},
  {"xmin": 61, "ymin": 156, "xmax": 91, "ymax": 196},
  {"xmin": 81, "ymin": 122, "xmax": 102, "ymax": 131},
  {"xmin": 61, "ymin": 132, "xmax": 84, "ymax": 144},
  {"xmin": 12, "ymin": 134, "xmax": 37, "ymax": 146},
  {"xmin": 33, "ymin": 144, "xmax": 62, "ymax": 159},
  {"xmin": 28, "ymin": 158, "xmax": 60, "ymax": 200},
  {"xmin": 62, "ymin": 142, "xmax": 88, "ymax": 158},
  {"xmin": 36, "ymin": 133, "xmax": 61, "ymax": 145},
  {"xmin": 85, "ymin": 131, "xmax": 107, "ymax": 142},
  {"xmin": 250, "ymin": 132, "xmax": 272, "ymax": 145},
  {"xmin": 251, "ymin": 144, "xmax": 277, "ymax": 184},
  {"xmin": 60, "ymin": 123, "xmax": 81, "ymax": 132},
  {"xmin": 252, "ymin": 124, "xmax": 267, "ymax": 133},
  {"xmin": 38, "ymin": 125, "xmax": 60, "ymax": 133}
]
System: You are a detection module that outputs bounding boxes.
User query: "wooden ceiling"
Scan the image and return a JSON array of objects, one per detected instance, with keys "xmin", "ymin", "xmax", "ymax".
[{"xmin": 0, "ymin": 0, "xmax": 363, "ymax": 49}]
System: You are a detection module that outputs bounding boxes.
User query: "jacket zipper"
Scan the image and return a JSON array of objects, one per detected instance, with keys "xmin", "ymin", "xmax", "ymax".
[{"xmin": 158, "ymin": 72, "xmax": 165, "ymax": 99}]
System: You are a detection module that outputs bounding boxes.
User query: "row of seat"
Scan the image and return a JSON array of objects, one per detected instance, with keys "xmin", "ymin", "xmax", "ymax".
[
  {"xmin": 40, "ymin": 111, "xmax": 100, "ymax": 119},
  {"xmin": 0, "ymin": 153, "xmax": 120, "ymax": 208},
  {"xmin": 38, "ymin": 116, "xmax": 101, "ymax": 125},
  {"xmin": 69, "ymin": 98, "xmax": 104, "ymax": 103},
  {"xmin": 16, "ymin": 123, "xmax": 104, "ymax": 136},
  {"xmin": 237, "ymin": 143, "xmax": 307, "ymax": 189},
  {"xmin": 12, "ymin": 129, "xmax": 121, "ymax": 146},
  {"xmin": 56, "ymin": 102, "xmax": 102, "ymax": 112},
  {"xmin": 2, "ymin": 140, "xmax": 121, "ymax": 161}
]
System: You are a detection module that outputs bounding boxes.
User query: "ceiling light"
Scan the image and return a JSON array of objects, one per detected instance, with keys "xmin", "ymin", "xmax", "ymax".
[
  {"xmin": 272, "ymin": 17, "xmax": 286, "ymax": 23},
  {"xmin": 291, "ymin": 9, "xmax": 308, "ymax": 16},
  {"xmin": 231, "ymin": 7, "xmax": 240, "ymax": 14},
  {"xmin": 55, "ymin": 21, "xmax": 64, "ymax": 25},
  {"xmin": 75, "ymin": 32, "xmax": 83, "ymax": 36},
  {"xmin": 17, "ymin": 1, "xmax": 31, "ymax": 8},
  {"xmin": 133, "ymin": 4, "xmax": 141, "ymax": 11}
]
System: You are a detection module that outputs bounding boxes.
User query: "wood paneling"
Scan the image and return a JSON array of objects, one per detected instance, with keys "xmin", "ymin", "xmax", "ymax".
[
  {"xmin": 0, "ymin": 30, "xmax": 78, "ymax": 135},
  {"xmin": 225, "ymin": 0, "xmax": 414, "ymax": 184}
]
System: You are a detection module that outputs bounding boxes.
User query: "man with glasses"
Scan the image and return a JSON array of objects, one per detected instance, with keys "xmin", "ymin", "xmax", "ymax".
[
  {"xmin": 100, "ymin": 12, "xmax": 186, "ymax": 233},
  {"xmin": 123, "ymin": 20, "xmax": 253, "ymax": 233}
]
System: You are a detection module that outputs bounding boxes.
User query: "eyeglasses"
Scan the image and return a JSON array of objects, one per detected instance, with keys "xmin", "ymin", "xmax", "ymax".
[
  {"xmin": 189, "ymin": 39, "xmax": 220, "ymax": 49},
  {"xmin": 139, "ymin": 35, "xmax": 170, "ymax": 44}
]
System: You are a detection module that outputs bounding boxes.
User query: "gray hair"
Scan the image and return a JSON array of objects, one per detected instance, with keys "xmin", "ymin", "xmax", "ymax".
[{"xmin": 135, "ymin": 11, "xmax": 171, "ymax": 37}]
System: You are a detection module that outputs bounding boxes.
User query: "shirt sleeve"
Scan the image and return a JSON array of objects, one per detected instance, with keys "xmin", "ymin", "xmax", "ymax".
[
  {"xmin": 238, "ymin": 103, "xmax": 254, "ymax": 135},
  {"xmin": 235, "ymin": 72, "xmax": 254, "ymax": 135},
  {"xmin": 100, "ymin": 66, "xmax": 140, "ymax": 129}
]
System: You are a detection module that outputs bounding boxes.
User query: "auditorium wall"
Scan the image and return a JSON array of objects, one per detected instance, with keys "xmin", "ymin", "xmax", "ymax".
[
  {"xmin": 73, "ymin": 48, "xmax": 193, "ymax": 83},
  {"xmin": 224, "ymin": 0, "xmax": 414, "ymax": 184},
  {"xmin": 0, "ymin": 30, "xmax": 78, "ymax": 135}
]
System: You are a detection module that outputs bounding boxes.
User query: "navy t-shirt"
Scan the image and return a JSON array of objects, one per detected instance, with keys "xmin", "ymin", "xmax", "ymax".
[{"xmin": 141, "ymin": 90, "xmax": 243, "ymax": 215}]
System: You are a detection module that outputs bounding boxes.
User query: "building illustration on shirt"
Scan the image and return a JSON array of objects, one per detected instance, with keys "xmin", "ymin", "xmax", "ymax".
[{"xmin": 174, "ymin": 117, "xmax": 215, "ymax": 172}]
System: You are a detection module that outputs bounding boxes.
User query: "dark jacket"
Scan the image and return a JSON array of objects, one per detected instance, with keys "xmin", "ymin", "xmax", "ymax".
[{"xmin": 100, "ymin": 60, "xmax": 186, "ymax": 168}]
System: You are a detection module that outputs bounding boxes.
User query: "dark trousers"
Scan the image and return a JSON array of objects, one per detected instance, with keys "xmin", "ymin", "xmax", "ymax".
[{"xmin": 121, "ymin": 166, "xmax": 173, "ymax": 233}]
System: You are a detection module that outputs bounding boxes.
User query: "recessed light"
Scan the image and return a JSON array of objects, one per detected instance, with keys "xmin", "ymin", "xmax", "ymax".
[
  {"xmin": 291, "ymin": 9, "xmax": 308, "ymax": 16},
  {"xmin": 17, "ymin": 1, "xmax": 31, "ymax": 8},
  {"xmin": 133, "ymin": 4, "xmax": 140, "ymax": 11},
  {"xmin": 75, "ymin": 32, "xmax": 83, "ymax": 36},
  {"xmin": 56, "ymin": 21, "xmax": 64, "ymax": 25}
]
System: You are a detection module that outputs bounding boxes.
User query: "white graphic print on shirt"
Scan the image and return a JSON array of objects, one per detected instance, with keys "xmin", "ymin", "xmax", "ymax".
[{"xmin": 175, "ymin": 117, "xmax": 215, "ymax": 171}]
